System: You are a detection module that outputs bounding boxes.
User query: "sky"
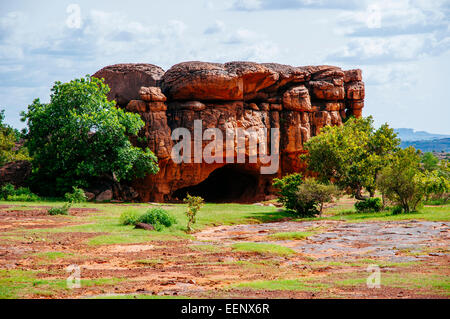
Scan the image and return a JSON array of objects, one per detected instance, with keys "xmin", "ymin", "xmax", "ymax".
[{"xmin": 0, "ymin": 0, "xmax": 449, "ymax": 133}]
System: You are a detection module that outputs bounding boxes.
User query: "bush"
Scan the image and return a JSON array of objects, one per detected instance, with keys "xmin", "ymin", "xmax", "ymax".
[
  {"xmin": 295, "ymin": 179, "xmax": 340, "ymax": 217},
  {"xmin": 273, "ymin": 176, "xmax": 339, "ymax": 217},
  {"xmin": 6, "ymin": 193, "xmax": 40, "ymax": 202},
  {"xmin": 64, "ymin": 186, "xmax": 87, "ymax": 203},
  {"xmin": 119, "ymin": 209, "xmax": 141, "ymax": 226},
  {"xmin": 0, "ymin": 183, "xmax": 15, "ymax": 199},
  {"xmin": 1, "ymin": 184, "xmax": 40, "ymax": 201},
  {"xmin": 184, "ymin": 194, "xmax": 204, "ymax": 233},
  {"xmin": 354, "ymin": 198, "xmax": 383, "ymax": 213},
  {"xmin": 48, "ymin": 203, "xmax": 71, "ymax": 215},
  {"xmin": 391, "ymin": 206, "xmax": 403, "ymax": 215},
  {"xmin": 138, "ymin": 208, "xmax": 177, "ymax": 231}
]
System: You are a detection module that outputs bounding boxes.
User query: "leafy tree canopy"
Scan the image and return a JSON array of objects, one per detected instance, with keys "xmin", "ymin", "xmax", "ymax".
[
  {"xmin": 377, "ymin": 147, "xmax": 424, "ymax": 213},
  {"xmin": 21, "ymin": 76, "xmax": 159, "ymax": 195},
  {"xmin": 303, "ymin": 116, "xmax": 400, "ymax": 199}
]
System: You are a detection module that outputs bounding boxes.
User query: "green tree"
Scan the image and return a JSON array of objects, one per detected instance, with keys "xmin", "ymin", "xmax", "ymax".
[
  {"xmin": 21, "ymin": 76, "xmax": 159, "ymax": 195},
  {"xmin": 376, "ymin": 147, "xmax": 425, "ymax": 213},
  {"xmin": 0, "ymin": 110, "xmax": 29, "ymax": 166},
  {"xmin": 303, "ymin": 116, "xmax": 399, "ymax": 200}
]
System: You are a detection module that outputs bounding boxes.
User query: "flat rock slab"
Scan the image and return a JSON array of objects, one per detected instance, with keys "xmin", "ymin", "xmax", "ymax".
[{"xmin": 195, "ymin": 220, "xmax": 449, "ymax": 261}]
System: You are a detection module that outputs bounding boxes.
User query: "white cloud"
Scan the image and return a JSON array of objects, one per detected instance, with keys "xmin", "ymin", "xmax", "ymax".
[{"xmin": 204, "ymin": 20, "xmax": 226, "ymax": 34}]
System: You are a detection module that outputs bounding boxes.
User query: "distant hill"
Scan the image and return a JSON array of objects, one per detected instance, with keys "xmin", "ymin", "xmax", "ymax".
[
  {"xmin": 400, "ymin": 138, "xmax": 450, "ymax": 153},
  {"xmin": 395, "ymin": 128, "xmax": 450, "ymax": 142}
]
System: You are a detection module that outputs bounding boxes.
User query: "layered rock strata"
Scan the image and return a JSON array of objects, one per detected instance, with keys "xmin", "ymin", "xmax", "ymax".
[{"xmin": 93, "ymin": 62, "xmax": 364, "ymax": 202}]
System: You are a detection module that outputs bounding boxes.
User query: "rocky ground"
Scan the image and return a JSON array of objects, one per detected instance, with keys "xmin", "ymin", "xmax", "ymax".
[{"xmin": 0, "ymin": 203, "xmax": 448, "ymax": 299}]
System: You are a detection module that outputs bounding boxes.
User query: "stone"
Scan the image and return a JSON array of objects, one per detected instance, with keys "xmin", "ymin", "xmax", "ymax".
[
  {"xmin": 161, "ymin": 61, "xmax": 243, "ymax": 100},
  {"xmin": 282, "ymin": 85, "xmax": 311, "ymax": 111},
  {"xmin": 139, "ymin": 86, "xmax": 167, "ymax": 102},
  {"xmin": 93, "ymin": 61, "xmax": 365, "ymax": 202},
  {"xmin": 310, "ymin": 81, "xmax": 345, "ymax": 100},
  {"xmin": 84, "ymin": 192, "xmax": 95, "ymax": 202},
  {"xmin": 345, "ymin": 81, "xmax": 365, "ymax": 100},
  {"xmin": 135, "ymin": 223, "xmax": 155, "ymax": 231},
  {"xmin": 95, "ymin": 189, "xmax": 113, "ymax": 202},
  {"xmin": 0, "ymin": 160, "xmax": 32, "ymax": 187},
  {"xmin": 344, "ymin": 69, "xmax": 362, "ymax": 83},
  {"xmin": 126, "ymin": 100, "xmax": 147, "ymax": 113}
]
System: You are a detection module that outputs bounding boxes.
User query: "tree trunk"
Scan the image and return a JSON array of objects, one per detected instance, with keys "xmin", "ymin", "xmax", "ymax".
[{"xmin": 355, "ymin": 187, "xmax": 368, "ymax": 200}]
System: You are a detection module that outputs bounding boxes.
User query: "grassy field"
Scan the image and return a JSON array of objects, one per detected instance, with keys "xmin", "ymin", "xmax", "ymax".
[{"xmin": 0, "ymin": 198, "xmax": 449, "ymax": 299}]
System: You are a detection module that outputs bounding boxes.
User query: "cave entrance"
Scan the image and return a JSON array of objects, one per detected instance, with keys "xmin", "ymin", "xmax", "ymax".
[{"xmin": 172, "ymin": 164, "xmax": 259, "ymax": 203}]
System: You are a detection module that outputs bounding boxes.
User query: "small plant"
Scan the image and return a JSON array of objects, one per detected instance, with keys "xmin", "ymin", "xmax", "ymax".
[
  {"xmin": 184, "ymin": 194, "xmax": 204, "ymax": 233},
  {"xmin": 48, "ymin": 203, "xmax": 71, "ymax": 216},
  {"xmin": 64, "ymin": 186, "xmax": 87, "ymax": 203},
  {"xmin": 354, "ymin": 198, "xmax": 383, "ymax": 213},
  {"xmin": 138, "ymin": 208, "xmax": 177, "ymax": 231},
  {"xmin": 391, "ymin": 206, "xmax": 403, "ymax": 215},
  {"xmin": 119, "ymin": 209, "xmax": 142, "ymax": 226}
]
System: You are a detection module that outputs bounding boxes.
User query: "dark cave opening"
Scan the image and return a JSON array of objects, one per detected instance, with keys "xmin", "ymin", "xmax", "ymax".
[{"xmin": 172, "ymin": 165, "xmax": 259, "ymax": 203}]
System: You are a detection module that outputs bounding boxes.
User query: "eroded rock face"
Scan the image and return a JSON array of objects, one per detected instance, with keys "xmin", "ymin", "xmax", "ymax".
[
  {"xmin": 94, "ymin": 61, "xmax": 365, "ymax": 202},
  {"xmin": 93, "ymin": 64, "xmax": 164, "ymax": 107}
]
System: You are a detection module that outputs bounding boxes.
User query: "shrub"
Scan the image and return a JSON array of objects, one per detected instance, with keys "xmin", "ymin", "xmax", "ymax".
[
  {"xmin": 184, "ymin": 194, "xmax": 204, "ymax": 233},
  {"xmin": 273, "ymin": 176, "xmax": 339, "ymax": 217},
  {"xmin": 391, "ymin": 206, "xmax": 403, "ymax": 215},
  {"xmin": 6, "ymin": 193, "xmax": 40, "ymax": 202},
  {"xmin": 138, "ymin": 208, "xmax": 177, "ymax": 231},
  {"xmin": 48, "ymin": 203, "xmax": 71, "ymax": 215},
  {"xmin": 119, "ymin": 209, "xmax": 141, "ymax": 226},
  {"xmin": 272, "ymin": 173, "xmax": 303, "ymax": 212},
  {"xmin": 295, "ymin": 179, "xmax": 340, "ymax": 217},
  {"xmin": 0, "ymin": 183, "xmax": 15, "ymax": 199},
  {"xmin": 64, "ymin": 186, "xmax": 87, "ymax": 203},
  {"xmin": 354, "ymin": 198, "xmax": 383, "ymax": 213}
]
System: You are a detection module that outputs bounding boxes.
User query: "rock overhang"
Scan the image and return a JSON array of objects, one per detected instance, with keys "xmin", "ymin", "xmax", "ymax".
[{"xmin": 93, "ymin": 61, "xmax": 364, "ymax": 202}]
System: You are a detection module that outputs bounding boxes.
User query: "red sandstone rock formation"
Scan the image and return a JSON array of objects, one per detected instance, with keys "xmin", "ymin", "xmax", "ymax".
[{"xmin": 93, "ymin": 61, "xmax": 364, "ymax": 202}]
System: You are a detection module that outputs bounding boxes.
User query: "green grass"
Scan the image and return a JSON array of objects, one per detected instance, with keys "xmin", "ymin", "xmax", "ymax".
[
  {"xmin": 89, "ymin": 294, "xmax": 188, "ymax": 299},
  {"xmin": 335, "ymin": 272, "xmax": 450, "ymax": 294},
  {"xmin": 233, "ymin": 278, "xmax": 329, "ymax": 292},
  {"xmin": 32, "ymin": 251, "xmax": 74, "ymax": 263},
  {"xmin": 189, "ymin": 244, "xmax": 224, "ymax": 253},
  {"xmin": 323, "ymin": 204, "xmax": 450, "ymax": 222},
  {"xmin": 0, "ymin": 269, "xmax": 124, "ymax": 299},
  {"xmin": 231, "ymin": 242, "xmax": 296, "ymax": 256},
  {"xmin": 7, "ymin": 201, "xmax": 284, "ymax": 245},
  {"xmin": 268, "ymin": 231, "xmax": 314, "ymax": 240},
  {"xmin": 134, "ymin": 259, "xmax": 163, "ymax": 266}
]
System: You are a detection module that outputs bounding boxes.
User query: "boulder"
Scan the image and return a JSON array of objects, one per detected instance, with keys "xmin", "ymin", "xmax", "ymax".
[
  {"xmin": 93, "ymin": 64, "xmax": 164, "ymax": 106},
  {"xmin": 139, "ymin": 86, "xmax": 167, "ymax": 102},
  {"xmin": 95, "ymin": 189, "xmax": 113, "ymax": 202},
  {"xmin": 0, "ymin": 160, "xmax": 32, "ymax": 187},
  {"xmin": 282, "ymin": 85, "xmax": 311, "ymax": 111}
]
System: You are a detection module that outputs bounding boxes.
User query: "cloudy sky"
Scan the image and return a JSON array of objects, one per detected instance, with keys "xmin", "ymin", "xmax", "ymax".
[{"xmin": 1, "ymin": 0, "xmax": 449, "ymax": 133}]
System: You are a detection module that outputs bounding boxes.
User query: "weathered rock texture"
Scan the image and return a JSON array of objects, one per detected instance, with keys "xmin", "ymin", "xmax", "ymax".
[
  {"xmin": 93, "ymin": 62, "xmax": 364, "ymax": 202},
  {"xmin": 0, "ymin": 160, "xmax": 32, "ymax": 188}
]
